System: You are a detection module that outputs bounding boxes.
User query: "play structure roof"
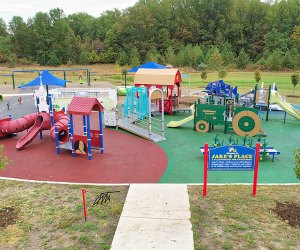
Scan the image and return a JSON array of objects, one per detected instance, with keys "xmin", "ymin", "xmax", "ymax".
[
  {"xmin": 134, "ymin": 68, "xmax": 181, "ymax": 86},
  {"xmin": 67, "ymin": 97, "xmax": 104, "ymax": 115},
  {"xmin": 19, "ymin": 70, "xmax": 66, "ymax": 88},
  {"xmin": 127, "ymin": 61, "xmax": 166, "ymax": 73}
]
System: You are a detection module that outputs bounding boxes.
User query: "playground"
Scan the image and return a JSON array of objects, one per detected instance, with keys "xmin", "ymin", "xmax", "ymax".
[
  {"xmin": 0, "ymin": 66, "xmax": 300, "ymax": 184},
  {"xmin": 0, "ymin": 66, "xmax": 300, "ymax": 250}
]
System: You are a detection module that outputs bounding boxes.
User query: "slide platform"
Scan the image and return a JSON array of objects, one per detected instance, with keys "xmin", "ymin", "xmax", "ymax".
[
  {"xmin": 167, "ymin": 105, "xmax": 195, "ymax": 128},
  {"xmin": 270, "ymin": 91, "xmax": 300, "ymax": 121}
]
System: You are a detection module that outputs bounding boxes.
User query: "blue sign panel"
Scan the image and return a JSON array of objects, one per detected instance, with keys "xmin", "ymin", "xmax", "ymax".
[
  {"xmin": 182, "ymin": 74, "xmax": 189, "ymax": 79},
  {"xmin": 209, "ymin": 146, "xmax": 255, "ymax": 171}
]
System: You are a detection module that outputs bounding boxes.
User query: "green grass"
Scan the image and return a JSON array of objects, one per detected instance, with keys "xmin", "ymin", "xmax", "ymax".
[
  {"xmin": 189, "ymin": 185, "xmax": 300, "ymax": 250},
  {"xmin": 0, "ymin": 180, "xmax": 128, "ymax": 250},
  {"xmin": 180, "ymin": 71, "xmax": 300, "ymax": 103}
]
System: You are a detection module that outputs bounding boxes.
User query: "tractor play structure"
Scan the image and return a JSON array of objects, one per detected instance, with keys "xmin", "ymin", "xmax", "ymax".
[
  {"xmin": 168, "ymin": 80, "xmax": 264, "ymax": 137},
  {"xmin": 193, "ymin": 98, "xmax": 263, "ymax": 137}
]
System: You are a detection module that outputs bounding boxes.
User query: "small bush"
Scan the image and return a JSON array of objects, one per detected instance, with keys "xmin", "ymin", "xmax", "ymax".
[
  {"xmin": 0, "ymin": 94, "xmax": 3, "ymax": 101},
  {"xmin": 218, "ymin": 68, "xmax": 228, "ymax": 79},
  {"xmin": 294, "ymin": 149, "xmax": 300, "ymax": 180},
  {"xmin": 254, "ymin": 70, "xmax": 261, "ymax": 83},
  {"xmin": 201, "ymin": 71, "xmax": 207, "ymax": 80}
]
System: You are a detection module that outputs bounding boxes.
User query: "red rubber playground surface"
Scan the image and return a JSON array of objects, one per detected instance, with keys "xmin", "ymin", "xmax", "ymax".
[{"xmin": 0, "ymin": 129, "xmax": 168, "ymax": 183}]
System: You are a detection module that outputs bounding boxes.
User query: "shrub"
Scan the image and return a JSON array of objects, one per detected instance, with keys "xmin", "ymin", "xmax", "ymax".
[
  {"xmin": 291, "ymin": 73, "xmax": 299, "ymax": 96},
  {"xmin": 254, "ymin": 70, "xmax": 261, "ymax": 83},
  {"xmin": 201, "ymin": 71, "xmax": 207, "ymax": 81},
  {"xmin": 218, "ymin": 68, "xmax": 227, "ymax": 79},
  {"xmin": 294, "ymin": 149, "xmax": 300, "ymax": 180}
]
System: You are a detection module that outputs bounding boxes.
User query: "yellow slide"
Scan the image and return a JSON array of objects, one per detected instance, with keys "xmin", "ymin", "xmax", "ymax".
[
  {"xmin": 167, "ymin": 105, "xmax": 195, "ymax": 127},
  {"xmin": 270, "ymin": 90, "xmax": 300, "ymax": 120}
]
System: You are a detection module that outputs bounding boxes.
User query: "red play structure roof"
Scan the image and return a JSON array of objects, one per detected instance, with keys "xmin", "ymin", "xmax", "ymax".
[{"xmin": 67, "ymin": 97, "xmax": 104, "ymax": 115}]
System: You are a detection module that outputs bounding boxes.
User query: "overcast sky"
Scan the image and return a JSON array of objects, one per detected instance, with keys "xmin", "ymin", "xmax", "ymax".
[{"xmin": 0, "ymin": 0, "xmax": 138, "ymax": 24}]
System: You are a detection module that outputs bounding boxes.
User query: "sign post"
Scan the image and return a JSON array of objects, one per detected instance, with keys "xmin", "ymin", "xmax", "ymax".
[
  {"xmin": 203, "ymin": 143, "xmax": 208, "ymax": 197},
  {"xmin": 202, "ymin": 143, "xmax": 260, "ymax": 196},
  {"xmin": 252, "ymin": 143, "xmax": 261, "ymax": 196},
  {"xmin": 82, "ymin": 188, "xmax": 87, "ymax": 221}
]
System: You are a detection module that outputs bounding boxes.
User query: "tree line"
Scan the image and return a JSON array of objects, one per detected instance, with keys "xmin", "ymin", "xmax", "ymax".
[{"xmin": 0, "ymin": 0, "xmax": 300, "ymax": 71}]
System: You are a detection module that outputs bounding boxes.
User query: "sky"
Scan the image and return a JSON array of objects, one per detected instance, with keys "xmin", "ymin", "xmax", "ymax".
[{"xmin": 0, "ymin": 0, "xmax": 138, "ymax": 24}]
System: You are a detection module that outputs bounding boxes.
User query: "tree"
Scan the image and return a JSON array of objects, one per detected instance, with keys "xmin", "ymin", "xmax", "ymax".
[
  {"xmin": 117, "ymin": 50, "xmax": 129, "ymax": 66},
  {"xmin": 207, "ymin": 47, "xmax": 223, "ymax": 70},
  {"xmin": 218, "ymin": 68, "xmax": 227, "ymax": 79},
  {"xmin": 0, "ymin": 36, "xmax": 13, "ymax": 63},
  {"xmin": 236, "ymin": 48, "xmax": 250, "ymax": 70},
  {"xmin": 0, "ymin": 145, "xmax": 12, "ymax": 170},
  {"xmin": 0, "ymin": 18, "xmax": 7, "ymax": 36},
  {"xmin": 201, "ymin": 71, "xmax": 208, "ymax": 81},
  {"xmin": 283, "ymin": 51, "xmax": 296, "ymax": 69},
  {"xmin": 291, "ymin": 73, "xmax": 299, "ymax": 96},
  {"xmin": 266, "ymin": 50, "xmax": 283, "ymax": 71},
  {"xmin": 254, "ymin": 70, "xmax": 261, "ymax": 83},
  {"xmin": 165, "ymin": 47, "xmax": 176, "ymax": 66},
  {"xmin": 130, "ymin": 47, "xmax": 140, "ymax": 67},
  {"xmin": 145, "ymin": 49, "xmax": 161, "ymax": 63}
]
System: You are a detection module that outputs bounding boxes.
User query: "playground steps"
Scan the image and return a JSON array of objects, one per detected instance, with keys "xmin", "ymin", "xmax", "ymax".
[{"xmin": 117, "ymin": 118, "xmax": 165, "ymax": 142}]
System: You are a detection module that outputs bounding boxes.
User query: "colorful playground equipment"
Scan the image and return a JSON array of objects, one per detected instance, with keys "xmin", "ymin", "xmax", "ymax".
[
  {"xmin": 55, "ymin": 97, "xmax": 104, "ymax": 160},
  {"xmin": 238, "ymin": 82, "xmax": 300, "ymax": 121},
  {"xmin": 134, "ymin": 68, "xmax": 182, "ymax": 115},
  {"xmin": 168, "ymin": 89, "xmax": 263, "ymax": 137},
  {"xmin": 205, "ymin": 80, "xmax": 238, "ymax": 100},
  {"xmin": 116, "ymin": 87, "xmax": 165, "ymax": 142},
  {"xmin": 193, "ymin": 98, "xmax": 262, "ymax": 137}
]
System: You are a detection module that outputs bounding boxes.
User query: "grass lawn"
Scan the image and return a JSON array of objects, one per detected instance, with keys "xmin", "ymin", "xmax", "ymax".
[
  {"xmin": 1, "ymin": 64, "xmax": 299, "ymax": 101},
  {"xmin": 0, "ymin": 180, "xmax": 128, "ymax": 250},
  {"xmin": 189, "ymin": 185, "xmax": 300, "ymax": 250}
]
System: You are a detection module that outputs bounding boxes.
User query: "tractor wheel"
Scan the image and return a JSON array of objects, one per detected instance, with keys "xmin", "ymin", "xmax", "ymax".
[
  {"xmin": 232, "ymin": 111, "xmax": 261, "ymax": 137},
  {"xmin": 195, "ymin": 120, "xmax": 209, "ymax": 133}
]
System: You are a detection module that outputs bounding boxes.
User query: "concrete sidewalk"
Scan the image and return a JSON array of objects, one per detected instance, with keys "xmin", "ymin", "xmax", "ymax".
[{"xmin": 111, "ymin": 184, "xmax": 194, "ymax": 250}]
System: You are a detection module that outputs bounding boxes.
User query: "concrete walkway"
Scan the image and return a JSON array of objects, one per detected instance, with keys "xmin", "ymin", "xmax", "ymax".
[{"xmin": 111, "ymin": 184, "xmax": 194, "ymax": 250}]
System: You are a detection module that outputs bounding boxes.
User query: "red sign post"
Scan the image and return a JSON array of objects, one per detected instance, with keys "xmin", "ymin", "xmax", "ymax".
[
  {"xmin": 202, "ymin": 143, "xmax": 209, "ymax": 197},
  {"xmin": 81, "ymin": 188, "xmax": 87, "ymax": 221},
  {"xmin": 252, "ymin": 143, "xmax": 261, "ymax": 196}
]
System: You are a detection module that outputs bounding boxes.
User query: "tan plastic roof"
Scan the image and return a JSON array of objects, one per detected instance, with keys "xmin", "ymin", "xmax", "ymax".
[{"xmin": 134, "ymin": 68, "xmax": 180, "ymax": 86}]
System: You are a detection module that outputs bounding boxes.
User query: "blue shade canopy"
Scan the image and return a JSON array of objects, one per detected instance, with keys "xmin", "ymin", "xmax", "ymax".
[
  {"xmin": 127, "ymin": 61, "xmax": 166, "ymax": 73},
  {"xmin": 19, "ymin": 70, "xmax": 66, "ymax": 88}
]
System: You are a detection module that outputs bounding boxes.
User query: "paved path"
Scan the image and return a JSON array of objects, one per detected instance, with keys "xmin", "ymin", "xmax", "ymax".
[{"xmin": 111, "ymin": 184, "xmax": 194, "ymax": 250}]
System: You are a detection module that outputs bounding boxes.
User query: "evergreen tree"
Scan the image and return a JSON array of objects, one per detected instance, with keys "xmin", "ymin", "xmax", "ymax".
[
  {"xmin": 236, "ymin": 48, "xmax": 250, "ymax": 70},
  {"xmin": 117, "ymin": 50, "xmax": 129, "ymax": 66},
  {"xmin": 130, "ymin": 47, "xmax": 140, "ymax": 67},
  {"xmin": 291, "ymin": 73, "xmax": 299, "ymax": 96},
  {"xmin": 165, "ymin": 47, "xmax": 176, "ymax": 66},
  {"xmin": 266, "ymin": 50, "xmax": 283, "ymax": 71},
  {"xmin": 207, "ymin": 48, "xmax": 223, "ymax": 70}
]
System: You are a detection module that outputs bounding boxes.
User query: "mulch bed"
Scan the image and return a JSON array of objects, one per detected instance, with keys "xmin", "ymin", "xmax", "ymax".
[
  {"xmin": 273, "ymin": 202, "xmax": 300, "ymax": 228},
  {"xmin": 0, "ymin": 207, "xmax": 18, "ymax": 228}
]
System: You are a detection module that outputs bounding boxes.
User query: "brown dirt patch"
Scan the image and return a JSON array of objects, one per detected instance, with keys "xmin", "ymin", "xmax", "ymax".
[
  {"xmin": 0, "ymin": 207, "xmax": 18, "ymax": 228},
  {"xmin": 273, "ymin": 202, "xmax": 300, "ymax": 228}
]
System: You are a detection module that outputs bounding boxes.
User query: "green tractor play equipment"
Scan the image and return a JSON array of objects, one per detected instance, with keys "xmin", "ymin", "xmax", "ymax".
[{"xmin": 194, "ymin": 96, "xmax": 262, "ymax": 137}]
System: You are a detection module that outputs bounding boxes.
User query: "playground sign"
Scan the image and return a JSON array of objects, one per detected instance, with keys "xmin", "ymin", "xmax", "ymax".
[
  {"xmin": 209, "ymin": 146, "xmax": 255, "ymax": 171},
  {"xmin": 202, "ymin": 143, "xmax": 260, "ymax": 197}
]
